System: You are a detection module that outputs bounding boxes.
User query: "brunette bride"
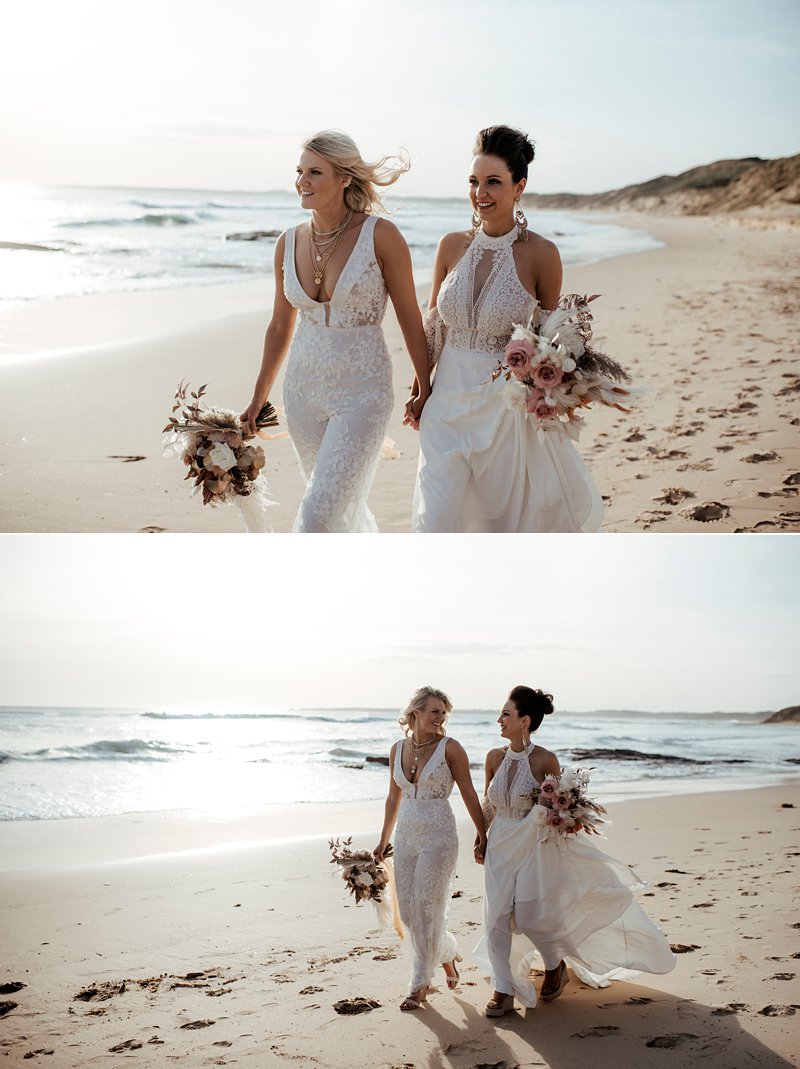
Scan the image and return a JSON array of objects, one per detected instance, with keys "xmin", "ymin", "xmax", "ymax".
[
  {"xmin": 409, "ymin": 125, "xmax": 603, "ymax": 532},
  {"xmin": 477, "ymin": 686, "xmax": 675, "ymax": 1017},
  {"xmin": 240, "ymin": 130, "xmax": 431, "ymax": 532},
  {"xmin": 374, "ymin": 687, "xmax": 486, "ymax": 1011}
]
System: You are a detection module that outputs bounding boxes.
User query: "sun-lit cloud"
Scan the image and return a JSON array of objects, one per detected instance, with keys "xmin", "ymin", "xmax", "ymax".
[
  {"xmin": 0, "ymin": 535, "xmax": 798, "ymax": 715},
  {"xmin": 1, "ymin": 0, "xmax": 797, "ymax": 193}
]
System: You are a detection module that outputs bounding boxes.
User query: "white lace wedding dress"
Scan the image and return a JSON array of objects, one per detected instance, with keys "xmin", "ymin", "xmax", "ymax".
[
  {"xmin": 474, "ymin": 745, "xmax": 675, "ymax": 1007},
  {"xmin": 413, "ymin": 225, "xmax": 603, "ymax": 532},
  {"xmin": 392, "ymin": 737, "xmax": 459, "ymax": 993},
  {"xmin": 281, "ymin": 217, "xmax": 393, "ymax": 532}
]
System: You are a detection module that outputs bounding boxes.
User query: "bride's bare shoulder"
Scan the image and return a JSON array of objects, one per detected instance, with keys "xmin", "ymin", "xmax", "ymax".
[
  {"xmin": 486, "ymin": 745, "xmax": 506, "ymax": 769},
  {"xmin": 439, "ymin": 229, "xmax": 474, "ymax": 252},
  {"xmin": 531, "ymin": 744, "xmax": 560, "ymax": 778}
]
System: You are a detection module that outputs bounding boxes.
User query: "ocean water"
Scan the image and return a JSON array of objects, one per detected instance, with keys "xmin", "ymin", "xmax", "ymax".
[
  {"xmin": 0, "ymin": 705, "xmax": 796, "ymax": 821},
  {"xmin": 0, "ymin": 184, "xmax": 662, "ymax": 306}
]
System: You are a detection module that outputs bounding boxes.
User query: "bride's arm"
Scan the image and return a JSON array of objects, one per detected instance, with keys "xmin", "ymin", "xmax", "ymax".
[
  {"xmin": 446, "ymin": 740, "xmax": 487, "ymax": 862},
  {"xmin": 517, "ymin": 235, "xmax": 562, "ymax": 311},
  {"xmin": 240, "ymin": 233, "xmax": 298, "ymax": 435},
  {"xmin": 374, "ymin": 742, "xmax": 402, "ymax": 861},
  {"xmin": 374, "ymin": 221, "xmax": 431, "ymax": 419}
]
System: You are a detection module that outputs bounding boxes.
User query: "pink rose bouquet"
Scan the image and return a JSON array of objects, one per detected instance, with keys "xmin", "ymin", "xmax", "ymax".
[
  {"xmin": 493, "ymin": 294, "xmax": 635, "ymax": 436},
  {"xmin": 531, "ymin": 766, "xmax": 607, "ymax": 841}
]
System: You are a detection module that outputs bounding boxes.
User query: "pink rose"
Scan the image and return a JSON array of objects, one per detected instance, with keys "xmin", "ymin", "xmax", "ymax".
[
  {"xmin": 539, "ymin": 778, "xmax": 558, "ymax": 798},
  {"xmin": 534, "ymin": 401, "xmax": 559, "ymax": 421},
  {"xmin": 525, "ymin": 388, "xmax": 545, "ymax": 413},
  {"xmin": 554, "ymin": 792, "xmax": 573, "ymax": 811},
  {"xmin": 546, "ymin": 810, "xmax": 567, "ymax": 828},
  {"xmin": 532, "ymin": 363, "xmax": 564, "ymax": 390},
  {"xmin": 505, "ymin": 337, "xmax": 535, "ymax": 373}
]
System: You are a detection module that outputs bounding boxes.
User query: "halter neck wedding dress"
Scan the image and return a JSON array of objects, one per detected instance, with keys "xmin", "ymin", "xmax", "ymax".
[
  {"xmin": 475, "ymin": 744, "xmax": 675, "ymax": 1007},
  {"xmin": 413, "ymin": 225, "xmax": 603, "ymax": 532},
  {"xmin": 281, "ymin": 216, "xmax": 393, "ymax": 532}
]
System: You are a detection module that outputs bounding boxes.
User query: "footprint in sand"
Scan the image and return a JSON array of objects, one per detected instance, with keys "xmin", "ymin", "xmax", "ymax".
[
  {"xmin": 741, "ymin": 450, "xmax": 780, "ymax": 463},
  {"xmin": 766, "ymin": 973, "xmax": 795, "ymax": 981},
  {"xmin": 680, "ymin": 502, "xmax": 730, "ymax": 522},
  {"xmin": 572, "ymin": 1026, "xmax": 620, "ymax": 1039},
  {"xmin": 333, "ymin": 998, "xmax": 380, "ymax": 1015},
  {"xmin": 108, "ymin": 455, "xmax": 147, "ymax": 462},
  {"xmin": 0, "ymin": 982, "xmax": 25, "ymax": 995},
  {"xmin": 635, "ymin": 509, "xmax": 672, "ymax": 528},
  {"xmin": 299, "ymin": 986, "xmax": 324, "ymax": 995},
  {"xmin": 670, "ymin": 943, "xmax": 700, "ymax": 953},
  {"xmin": 180, "ymin": 1020, "xmax": 215, "ymax": 1029},
  {"xmin": 139, "ymin": 526, "xmax": 167, "ymax": 533},
  {"xmin": 676, "ymin": 458, "xmax": 716, "ymax": 472},
  {"xmin": 0, "ymin": 1001, "xmax": 17, "ymax": 1017},
  {"xmin": 23, "ymin": 1049, "xmax": 55, "ymax": 1058},
  {"xmin": 109, "ymin": 1039, "xmax": 143, "ymax": 1052},
  {"xmin": 759, "ymin": 1005, "xmax": 796, "ymax": 1016},
  {"xmin": 653, "ymin": 488, "xmax": 694, "ymax": 505},
  {"xmin": 711, "ymin": 1003, "xmax": 749, "ymax": 1015},
  {"xmin": 646, "ymin": 1034, "xmax": 699, "ymax": 1049}
]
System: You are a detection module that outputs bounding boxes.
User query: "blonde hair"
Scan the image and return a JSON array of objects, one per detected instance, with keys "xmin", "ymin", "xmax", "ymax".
[
  {"xmin": 302, "ymin": 129, "xmax": 410, "ymax": 214},
  {"xmin": 398, "ymin": 686, "xmax": 453, "ymax": 737}
]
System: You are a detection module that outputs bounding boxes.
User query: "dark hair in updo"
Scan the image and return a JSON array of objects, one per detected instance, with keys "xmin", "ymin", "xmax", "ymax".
[
  {"xmin": 472, "ymin": 125, "xmax": 535, "ymax": 183},
  {"xmin": 508, "ymin": 685, "xmax": 554, "ymax": 733}
]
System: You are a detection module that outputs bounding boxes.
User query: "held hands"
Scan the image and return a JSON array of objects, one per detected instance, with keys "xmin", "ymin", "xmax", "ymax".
[
  {"xmin": 473, "ymin": 834, "xmax": 487, "ymax": 865},
  {"xmin": 403, "ymin": 390, "xmax": 430, "ymax": 431}
]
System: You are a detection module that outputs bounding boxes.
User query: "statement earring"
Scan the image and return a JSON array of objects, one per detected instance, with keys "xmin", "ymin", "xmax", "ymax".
[
  {"xmin": 514, "ymin": 200, "xmax": 528, "ymax": 240},
  {"xmin": 471, "ymin": 209, "xmax": 482, "ymax": 234}
]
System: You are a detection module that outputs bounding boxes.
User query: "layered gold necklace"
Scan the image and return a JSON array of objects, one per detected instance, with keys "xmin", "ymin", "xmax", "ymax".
[
  {"xmin": 408, "ymin": 734, "xmax": 438, "ymax": 779},
  {"xmin": 308, "ymin": 209, "xmax": 353, "ymax": 287}
]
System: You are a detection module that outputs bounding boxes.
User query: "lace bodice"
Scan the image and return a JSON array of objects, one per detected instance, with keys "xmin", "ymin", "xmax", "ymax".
[
  {"xmin": 437, "ymin": 225, "xmax": 538, "ymax": 353},
  {"xmin": 283, "ymin": 217, "xmax": 388, "ymax": 329},
  {"xmin": 393, "ymin": 737, "xmax": 454, "ymax": 800},
  {"xmin": 487, "ymin": 744, "xmax": 540, "ymax": 820}
]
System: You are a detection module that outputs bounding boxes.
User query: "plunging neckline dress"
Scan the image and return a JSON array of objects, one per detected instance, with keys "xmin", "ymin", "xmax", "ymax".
[
  {"xmin": 413, "ymin": 225, "xmax": 603, "ymax": 532},
  {"xmin": 281, "ymin": 217, "xmax": 393, "ymax": 532},
  {"xmin": 392, "ymin": 736, "xmax": 459, "ymax": 992}
]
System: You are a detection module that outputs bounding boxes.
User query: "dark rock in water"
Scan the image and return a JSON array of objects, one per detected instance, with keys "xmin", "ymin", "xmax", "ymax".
[
  {"xmin": 762, "ymin": 706, "xmax": 800, "ymax": 724},
  {"xmin": 365, "ymin": 755, "xmax": 389, "ymax": 765},
  {"xmin": 570, "ymin": 747, "xmax": 709, "ymax": 764},
  {"xmin": 225, "ymin": 230, "xmax": 281, "ymax": 241}
]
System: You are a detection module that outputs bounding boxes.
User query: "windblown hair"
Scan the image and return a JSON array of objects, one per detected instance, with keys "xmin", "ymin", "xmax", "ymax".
[
  {"xmin": 473, "ymin": 125, "xmax": 535, "ymax": 183},
  {"xmin": 508, "ymin": 685, "xmax": 554, "ymax": 733},
  {"xmin": 302, "ymin": 129, "xmax": 410, "ymax": 214},
  {"xmin": 398, "ymin": 686, "xmax": 453, "ymax": 737}
]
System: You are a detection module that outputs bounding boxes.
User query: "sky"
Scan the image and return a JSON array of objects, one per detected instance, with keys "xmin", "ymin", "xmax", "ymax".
[
  {"xmin": 0, "ymin": 534, "xmax": 797, "ymax": 715},
  {"xmin": 2, "ymin": 0, "xmax": 798, "ymax": 196}
]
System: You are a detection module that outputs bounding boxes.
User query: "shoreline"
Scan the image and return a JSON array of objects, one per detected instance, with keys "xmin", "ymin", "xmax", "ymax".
[
  {"xmin": 1, "ymin": 209, "xmax": 797, "ymax": 532},
  {"xmin": 1, "ymin": 784, "xmax": 797, "ymax": 1067},
  {"xmin": 3, "ymin": 774, "xmax": 799, "ymax": 872}
]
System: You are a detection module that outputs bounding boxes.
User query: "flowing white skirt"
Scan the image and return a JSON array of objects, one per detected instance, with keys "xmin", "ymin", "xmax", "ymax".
[
  {"xmin": 474, "ymin": 814, "xmax": 676, "ymax": 1007},
  {"xmin": 413, "ymin": 343, "xmax": 603, "ymax": 533}
]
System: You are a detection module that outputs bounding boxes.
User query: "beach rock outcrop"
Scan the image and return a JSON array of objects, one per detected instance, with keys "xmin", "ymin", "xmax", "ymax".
[
  {"xmin": 524, "ymin": 154, "xmax": 800, "ymax": 217},
  {"xmin": 762, "ymin": 706, "xmax": 800, "ymax": 724}
]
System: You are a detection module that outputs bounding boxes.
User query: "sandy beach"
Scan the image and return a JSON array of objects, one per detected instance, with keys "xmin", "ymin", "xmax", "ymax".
[
  {"xmin": 1, "ymin": 783, "xmax": 797, "ymax": 1068},
  {"xmin": 0, "ymin": 210, "xmax": 797, "ymax": 533}
]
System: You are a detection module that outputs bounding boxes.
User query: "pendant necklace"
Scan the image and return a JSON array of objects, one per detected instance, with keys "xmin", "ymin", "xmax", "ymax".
[{"xmin": 408, "ymin": 735, "xmax": 437, "ymax": 779}]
